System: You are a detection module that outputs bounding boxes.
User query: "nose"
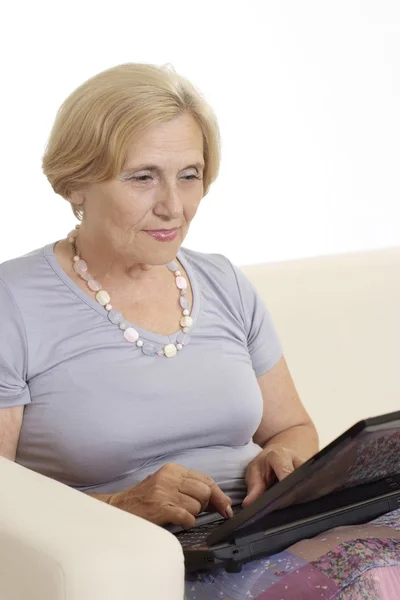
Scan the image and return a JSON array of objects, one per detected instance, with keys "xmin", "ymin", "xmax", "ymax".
[{"xmin": 153, "ymin": 182, "xmax": 183, "ymax": 221}]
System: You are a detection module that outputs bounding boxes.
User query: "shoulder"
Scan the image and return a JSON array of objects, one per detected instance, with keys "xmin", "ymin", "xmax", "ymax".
[
  {"xmin": 180, "ymin": 247, "xmax": 238, "ymax": 284},
  {"xmin": 179, "ymin": 247, "xmax": 260, "ymax": 327},
  {"xmin": 0, "ymin": 245, "xmax": 53, "ymax": 295},
  {"xmin": 180, "ymin": 247, "xmax": 255, "ymax": 302}
]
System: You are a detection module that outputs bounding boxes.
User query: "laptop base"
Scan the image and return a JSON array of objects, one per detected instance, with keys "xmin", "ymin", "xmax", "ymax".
[{"xmin": 184, "ymin": 482, "xmax": 400, "ymax": 572}]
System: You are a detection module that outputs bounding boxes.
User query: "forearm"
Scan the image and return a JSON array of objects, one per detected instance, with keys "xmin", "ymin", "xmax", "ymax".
[{"xmin": 262, "ymin": 422, "xmax": 319, "ymax": 460}]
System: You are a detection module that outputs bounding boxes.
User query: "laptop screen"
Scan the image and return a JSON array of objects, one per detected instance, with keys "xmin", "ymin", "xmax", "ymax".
[{"xmin": 237, "ymin": 425, "xmax": 400, "ymax": 531}]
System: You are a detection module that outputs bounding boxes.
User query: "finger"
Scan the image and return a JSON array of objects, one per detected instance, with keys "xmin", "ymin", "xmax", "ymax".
[
  {"xmin": 178, "ymin": 479, "xmax": 212, "ymax": 512},
  {"xmin": 207, "ymin": 482, "xmax": 233, "ymax": 518},
  {"xmin": 267, "ymin": 450, "xmax": 295, "ymax": 481},
  {"xmin": 160, "ymin": 505, "xmax": 196, "ymax": 530},
  {"xmin": 242, "ymin": 480, "xmax": 266, "ymax": 507},
  {"xmin": 243, "ymin": 465, "xmax": 267, "ymax": 507},
  {"xmin": 177, "ymin": 493, "xmax": 202, "ymax": 517},
  {"xmin": 293, "ymin": 455, "xmax": 307, "ymax": 469},
  {"xmin": 183, "ymin": 469, "xmax": 232, "ymax": 517}
]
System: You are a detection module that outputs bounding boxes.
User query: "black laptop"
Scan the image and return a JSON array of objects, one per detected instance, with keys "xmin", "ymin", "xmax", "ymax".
[{"xmin": 175, "ymin": 410, "xmax": 400, "ymax": 573}]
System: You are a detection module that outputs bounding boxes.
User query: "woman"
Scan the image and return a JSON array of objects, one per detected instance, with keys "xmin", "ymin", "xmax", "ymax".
[{"xmin": 1, "ymin": 64, "xmax": 398, "ymax": 599}]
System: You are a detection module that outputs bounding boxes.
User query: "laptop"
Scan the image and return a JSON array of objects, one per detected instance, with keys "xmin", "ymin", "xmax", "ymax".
[{"xmin": 174, "ymin": 410, "xmax": 400, "ymax": 573}]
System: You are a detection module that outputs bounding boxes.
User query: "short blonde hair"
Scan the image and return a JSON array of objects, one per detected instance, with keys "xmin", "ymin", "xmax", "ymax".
[{"xmin": 42, "ymin": 63, "xmax": 221, "ymax": 220}]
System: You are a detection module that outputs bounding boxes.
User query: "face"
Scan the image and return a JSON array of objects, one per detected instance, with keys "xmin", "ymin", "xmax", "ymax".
[{"xmin": 72, "ymin": 112, "xmax": 205, "ymax": 265}]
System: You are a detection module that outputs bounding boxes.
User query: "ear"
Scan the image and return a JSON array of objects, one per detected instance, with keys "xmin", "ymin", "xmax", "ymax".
[{"xmin": 69, "ymin": 190, "xmax": 85, "ymax": 206}]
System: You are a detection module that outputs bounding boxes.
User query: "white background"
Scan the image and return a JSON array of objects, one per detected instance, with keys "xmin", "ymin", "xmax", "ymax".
[{"xmin": 1, "ymin": 0, "xmax": 400, "ymax": 265}]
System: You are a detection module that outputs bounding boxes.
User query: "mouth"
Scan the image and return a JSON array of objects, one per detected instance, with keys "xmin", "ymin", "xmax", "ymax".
[{"xmin": 144, "ymin": 228, "xmax": 179, "ymax": 242}]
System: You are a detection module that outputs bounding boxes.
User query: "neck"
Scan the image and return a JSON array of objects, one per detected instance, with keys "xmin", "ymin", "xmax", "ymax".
[{"xmin": 71, "ymin": 224, "xmax": 168, "ymax": 284}]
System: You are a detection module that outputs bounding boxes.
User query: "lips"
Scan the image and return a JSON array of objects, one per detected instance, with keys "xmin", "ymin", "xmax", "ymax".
[{"xmin": 144, "ymin": 228, "xmax": 178, "ymax": 242}]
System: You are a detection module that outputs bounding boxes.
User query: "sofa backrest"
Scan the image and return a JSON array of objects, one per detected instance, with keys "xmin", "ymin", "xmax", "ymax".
[{"xmin": 242, "ymin": 247, "xmax": 400, "ymax": 448}]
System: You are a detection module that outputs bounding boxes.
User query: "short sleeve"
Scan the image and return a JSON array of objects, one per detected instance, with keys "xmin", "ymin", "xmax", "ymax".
[
  {"xmin": 0, "ymin": 278, "xmax": 31, "ymax": 408},
  {"xmin": 230, "ymin": 263, "xmax": 283, "ymax": 377}
]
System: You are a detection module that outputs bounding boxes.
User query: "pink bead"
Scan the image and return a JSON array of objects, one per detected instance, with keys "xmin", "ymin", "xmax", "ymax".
[
  {"xmin": 81, "ymin": 272, "xmax": 94, "ymax": 282},
  {"xmin": 176, "ymin": 343, "xmax": 183, "ymax": 351},
  {"xmin": 73, "ymin": 259, "xmax": 88, "ymax": 276},
  {"xmin": 123, "ymin": 328, "xmax": 139, "ymax": 343},
  {"xmin": 105, "ymin": 304, "xmax": 112, "ymax": 311},
  {"xmin": 175, "ymin": 276, "xmax": 187, "ymax": 290},
  {"xmin": 87, "ymin": 279, "xmax": 102, "ymax": 292}
]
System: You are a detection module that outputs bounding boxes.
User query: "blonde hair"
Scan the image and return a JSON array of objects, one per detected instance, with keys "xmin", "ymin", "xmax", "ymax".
[{"xmin": 42, "ymin": 63, "xmax": 221, "ymax": 220}]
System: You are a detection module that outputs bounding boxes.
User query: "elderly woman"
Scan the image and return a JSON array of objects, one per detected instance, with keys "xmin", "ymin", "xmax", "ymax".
[{"xmin": 2, "ymin": 64, "xmax": 399, "ymax": 599}]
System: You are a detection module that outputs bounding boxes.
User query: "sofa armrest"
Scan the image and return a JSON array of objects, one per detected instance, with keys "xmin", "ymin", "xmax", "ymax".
[{"xmin": 0, "ymin": 458, "xmax": 184, "ymax": 600}]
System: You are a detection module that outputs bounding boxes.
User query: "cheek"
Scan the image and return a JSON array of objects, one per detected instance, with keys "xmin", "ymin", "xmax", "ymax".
[
  {"xmin": 183, "ymin": 192, "xmax": 202, "ymax": 222},
  {"xmin": 111, "ymin": 188, "xmax": 154, "ymax": 225}
]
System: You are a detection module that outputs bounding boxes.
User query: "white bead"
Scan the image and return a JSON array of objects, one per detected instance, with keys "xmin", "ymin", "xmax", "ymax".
[
  {"xmin": 175, "ymin": 270, "xmax": 181, "ymax": 277},
  {"xmin": 105, "ymin": 304, "xmax": 112, "ymax": 311},
  {"xmin": 96, "ymin": 290, "xmax": 111, "ymax": 306},
  {"xmin": 157, "ymin": 350, "xmax": 165, "ymax": 356},
  {"xmin": 176, "ymin": 343, "xmax": 183, "ymax": 351},
  {"xmin": 183, "ymin": 327, "xmax": 189, "ymax": 333},
  {"xmin": 182, "ymin": 309, "xmax": 189, "ymax": 316},
  {"xmin": 73, "ymin": 256, "xmax": 80, "ymax": 262},
  {"xmin": 136, "ymin": 340, "xmax": 144, "ymax": 347},
  {"xmin": 164, "ymin": 344, "xmax": 177, "ymax": 358},
  {"xmin": 180, "ymin": 316, "xmax": 193, "ymax": 328}
]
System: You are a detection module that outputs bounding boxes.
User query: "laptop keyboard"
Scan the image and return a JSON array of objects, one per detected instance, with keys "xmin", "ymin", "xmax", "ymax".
[{"xmin": 176, "ymin": 518, "xmax": 224, "ymax": 548}]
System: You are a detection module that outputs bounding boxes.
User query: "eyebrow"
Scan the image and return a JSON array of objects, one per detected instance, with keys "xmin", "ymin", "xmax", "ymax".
[{"xmin": 121, "ymin": 162, "xmax": 205, "ymax": 176}]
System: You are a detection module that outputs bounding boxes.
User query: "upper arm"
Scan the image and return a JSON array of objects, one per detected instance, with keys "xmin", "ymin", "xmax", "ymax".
[
  {"xmin": 0, "ymin": 406, "xmax": 24, "ymax": 460},
  {"xmin": 0, "ymin": 277, "xmax": 30, "ymax": 459},
  {"xmin": 228, "ymin": 265, "xmax": 314, "ymax": 446},
  {"xmin": 222, "ymin": 260, "xmax": 315, "ymax": 448},
  {"xmin": 230, "ymin": 263, "xmax": 282, "ymax": 377},
  {"xmin": 253, "ymin": 356, "xmax": 315, "ymax": 447}
]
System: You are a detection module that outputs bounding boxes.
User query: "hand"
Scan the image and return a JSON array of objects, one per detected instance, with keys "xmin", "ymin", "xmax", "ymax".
[
  {"xmin": 109, "ymin": 463, "xmax": 233, "ymax": 529},
  {"xmin": 243, "ymin": 445, "xmax": 306, "ymax": 507}
]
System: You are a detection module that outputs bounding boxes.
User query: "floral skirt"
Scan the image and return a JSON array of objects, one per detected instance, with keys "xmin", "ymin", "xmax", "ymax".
[{"xmin": 185, "ymin": 508, "xmax": 400, "ymax": 599}]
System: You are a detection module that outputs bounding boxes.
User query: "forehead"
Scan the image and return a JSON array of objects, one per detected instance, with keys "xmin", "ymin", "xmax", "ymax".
[{"xmin": 124, "ymin": 113, "xmax": 204, "ymax": 166}]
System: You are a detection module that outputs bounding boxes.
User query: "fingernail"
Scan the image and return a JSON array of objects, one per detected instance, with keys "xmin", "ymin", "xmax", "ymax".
[{"xmin": 225, "ymin": 504, "xmax": 233, "ymax": 519}]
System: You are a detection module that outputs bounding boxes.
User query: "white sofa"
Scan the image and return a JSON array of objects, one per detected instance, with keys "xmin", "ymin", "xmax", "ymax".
[
  {"xmin": 242, "ymin": 245, "xmax": 400, "ymax": 448},
  {"xmin": 1, "ymin": 246, "xmax": 399, "ymax": 599}
]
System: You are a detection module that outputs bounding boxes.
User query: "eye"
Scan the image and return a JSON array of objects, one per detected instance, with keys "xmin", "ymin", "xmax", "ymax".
[
  {"xmin": 132, "ymin": 175, "xmax": 152, "ymax": 182},
  {"xmin": 181, "ymin": 172, "xmax": 202, "ymax": 181}
]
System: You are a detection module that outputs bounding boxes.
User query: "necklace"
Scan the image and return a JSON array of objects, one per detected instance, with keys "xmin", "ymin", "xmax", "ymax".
[{"xmin": 67, "ymin": 226, "xmax": 192, "ymax": 358}]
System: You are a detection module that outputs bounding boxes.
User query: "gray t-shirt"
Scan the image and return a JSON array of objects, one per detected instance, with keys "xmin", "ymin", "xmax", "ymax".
[{"xmin": 0, "ymin": 243, "xmax": 282, "ymax": 504}]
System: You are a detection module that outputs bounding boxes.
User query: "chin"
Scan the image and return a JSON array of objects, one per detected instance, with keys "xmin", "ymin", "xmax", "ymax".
[{"xmin": 140, "ymin": 240, "xmax": 182, "ymax": 266}]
